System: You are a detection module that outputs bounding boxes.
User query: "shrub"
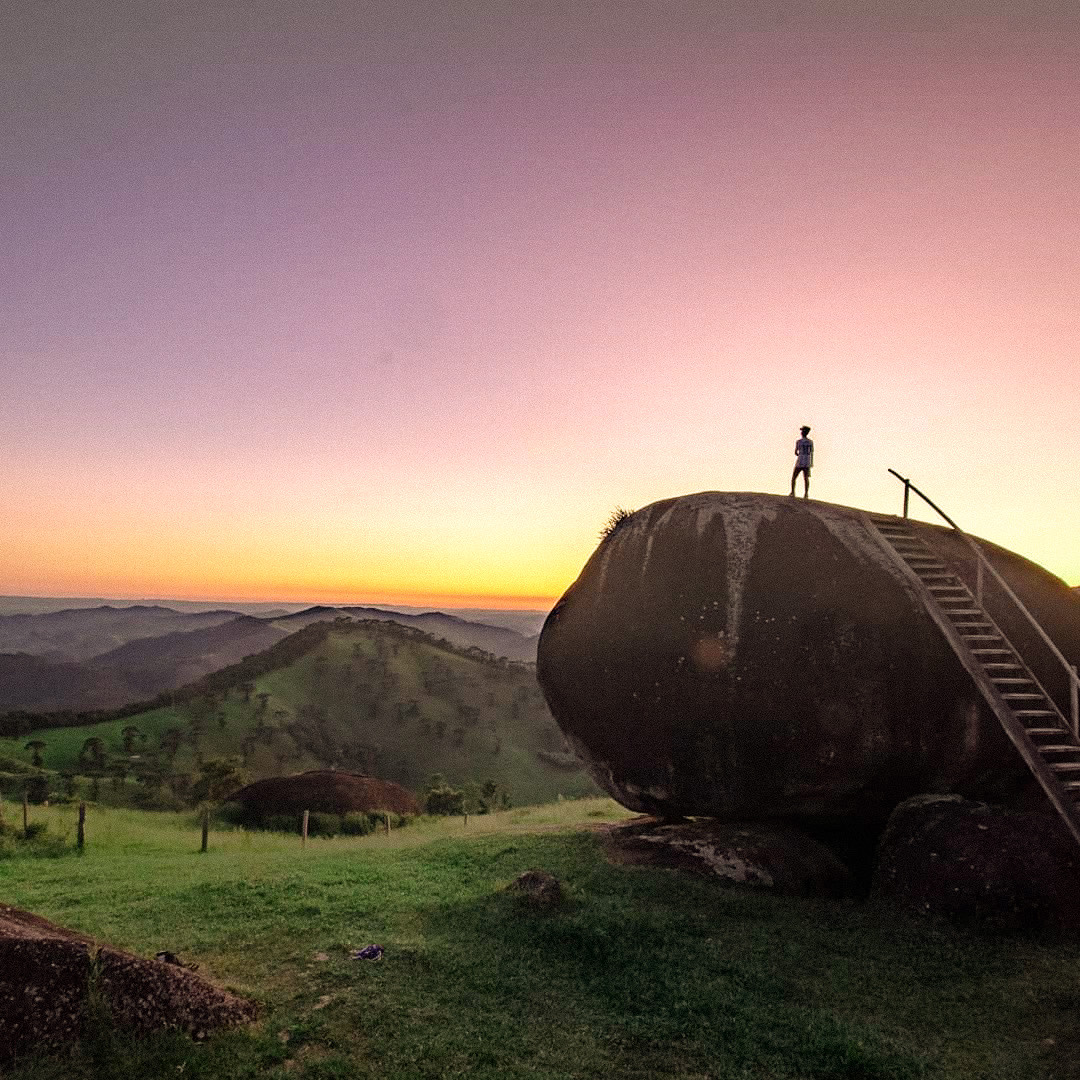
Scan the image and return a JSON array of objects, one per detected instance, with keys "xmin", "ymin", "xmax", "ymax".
[
  {"xmin": 306, "ymin": 812, "xmax": 340, "ymax": 837},
  {"xmin": 425, "ymin": 783, "xmax": 464, "ymax": 816},
  {"xmin": 341, "ymin": 812, "xmax": 377, "ymax": 837},
  {"xmin": 598, "ymin": 506, "xmax": 635, "ymax": 540},
  {"xmin": 340, "ymin": 810, "xmax": 411, "ymax": 835},
  {"xmin": 130, "ymin": 786, "xmax": 187, "ymax": 812},
  {"xmin": 0, "ymin": 820, "xmax": 70, "ymax": 859},
  {"xmin": 24, "ymin": 773, "xmax": 50, "ymax": 804},
  {"xmin": 263, "ymin": 813, "xmax": 302, "ymax": 834},
  {"xmin": 216, "ymin": 801, "xmax": 249, "ymax": 827}
]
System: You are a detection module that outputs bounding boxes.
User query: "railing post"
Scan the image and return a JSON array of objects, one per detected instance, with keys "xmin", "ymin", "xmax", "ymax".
[
  {"xmin": 903, "ymin": 481, "xmax": 910, "ymax": 519},
  {"xmin": 976, "ymin": 556, "xmax": 984, "ymax": 607},
  {"xmin": 1071, "ymin": 665, "xmax": 1078, "ymax": 739}
]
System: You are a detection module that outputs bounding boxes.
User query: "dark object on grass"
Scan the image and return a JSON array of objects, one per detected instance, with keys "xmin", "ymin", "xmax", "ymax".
[
  {"xmin": 0, "ymin": 904, "xmax": 256, "ymax": 1064},
  {"xmin": 872, "ymin": 794, "xmax": 1080, "ymax": 931},
  {"xmin": 352, "ymin": 944, "xmax": 384, "ymax": 960},
  {"xmin": 230, "ymin": 769, "xmax": 420, "ymax": 818},
  {"xmin": 537, "ymin": 492, "xmax": 1080, "ymax": 825},
  {"xmin": 155, "ymin": 950, "xmax": 198, "ymax": 971},
  {"xmin": 603, "ymin": 818, "xmax": 854, "ymax": 897},
  {"xmin": 506, "ymin": 869, "xmax": 564, "ymax": 907}
]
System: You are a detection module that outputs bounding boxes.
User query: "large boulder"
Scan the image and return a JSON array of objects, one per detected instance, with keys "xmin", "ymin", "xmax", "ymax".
[
  {"xmin": 537, "ymin": 493, "xmax": 1080, "ymax": 824},
  {"xmin": 872, "ymin": 795, "xmax": 1080, "ymax": 930}
]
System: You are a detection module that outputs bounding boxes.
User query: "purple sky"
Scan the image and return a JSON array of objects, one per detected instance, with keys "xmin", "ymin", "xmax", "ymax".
[{"xmin": 3, "ymin": 4, "xmax": 1079, "ymax": 605}]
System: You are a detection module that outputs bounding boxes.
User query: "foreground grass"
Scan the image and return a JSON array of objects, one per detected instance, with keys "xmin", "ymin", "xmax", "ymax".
[{"xmin": 3, "ymin": 799, "xmax": 1080, "ymax": 1079}]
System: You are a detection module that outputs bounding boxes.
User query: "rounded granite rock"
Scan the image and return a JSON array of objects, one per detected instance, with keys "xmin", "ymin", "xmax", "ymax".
[{"xmin": 536, "ymin": 493, "xmax": 1080, "ymax": 825}]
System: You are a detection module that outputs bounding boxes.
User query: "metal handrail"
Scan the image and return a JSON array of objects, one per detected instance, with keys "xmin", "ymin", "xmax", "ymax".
[{"xmin": 888, "ymin": 469, "xmax": 1080, "ymax": 735}]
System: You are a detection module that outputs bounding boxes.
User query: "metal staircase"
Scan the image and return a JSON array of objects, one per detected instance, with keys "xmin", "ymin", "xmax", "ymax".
[{"xmin": 868, "ymin": 513, "xmax": 1080, "ymax": 847}]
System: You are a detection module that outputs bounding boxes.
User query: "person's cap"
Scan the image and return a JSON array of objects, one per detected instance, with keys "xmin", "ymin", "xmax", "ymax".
[{"xmin": 800, "ymin": 425, "xmax": 811, "ymax": 434}]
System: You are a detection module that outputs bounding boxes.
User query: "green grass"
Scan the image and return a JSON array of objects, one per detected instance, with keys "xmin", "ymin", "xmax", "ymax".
[{"xmin": 3, "ymin": 797, "xmax": 1080, "ymax": 1079}]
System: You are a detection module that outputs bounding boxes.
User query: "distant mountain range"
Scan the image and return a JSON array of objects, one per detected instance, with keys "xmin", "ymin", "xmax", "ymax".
[
  {"xmin": 0, "ymin": 595, "xmax": 548, "ymax": 635},
  {"xmin": 0, "ymin": 618, "xmax": 595, "ymax": 808},
  {"xmin": 0, "ymin": 602, "xmax": 541, "ymax": 715}
]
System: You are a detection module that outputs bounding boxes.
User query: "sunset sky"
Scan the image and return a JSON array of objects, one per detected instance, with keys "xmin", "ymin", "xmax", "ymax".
[{"xmin": 3, "ymin": 3, "xmax": 1079, "ymax": 610}]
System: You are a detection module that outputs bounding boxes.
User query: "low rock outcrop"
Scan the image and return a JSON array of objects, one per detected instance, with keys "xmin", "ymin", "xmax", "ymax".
[
  {"xmin": 603, "ymin": 818, "xmax": 854, "ymax": 896},
  {"xmin": 230, "ymin": 769, "xmax": 420, "ymax": 818},
  {"xmin": 872, "ymin": 795, "xmax": 1080, "ymax": 930},
  {"xmin": 0, "ymin": 905, "xmax": 256, "ymax": 1065},
  {"xmin": 506, "ymin": 869, "xmax": 564, "ymax": 907},
  {"xmin": 538, "ymin": 493, "xmax": 1080, "ymax": 825}
]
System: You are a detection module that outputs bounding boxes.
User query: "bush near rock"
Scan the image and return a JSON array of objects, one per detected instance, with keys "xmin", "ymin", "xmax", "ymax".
[
  {"xmin": 0, "ymin": 904, "xmax": 256, "ymax": 1065},
  {"xmin": 603, "ymin": 818, "xmax": 854, "ymax": 897},
  {"xmin": 872, "ymin": 795, "xmax": 1080, "ymax": 931},
  {"xmin": 230, "ymin": 769, "xmax": 420, "ymax": 819}
]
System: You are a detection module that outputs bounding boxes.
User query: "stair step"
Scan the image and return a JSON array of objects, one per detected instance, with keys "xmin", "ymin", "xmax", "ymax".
[
  {"xmin": 1026, "ymin": 727, "xmax": 1066, "ymax": 736},
  {"xmin": 1038, "ymin": 745, "xmax": 1080, "ymax": 754},
  {"xmin": 972, "ymin": 648, "xmax": 1013, "ymax": 655},
  {"xmin": 1003, "ymin": 693, "xmax": 1046, "ymax": 701},
  {"xmin": 1049, "ymin": 762, "xmax": 1080, "ymax": 772},
  {"xmin": 1060, "ymin": 780, "xmax": 1080, "ymax": 791},
  {"xmin": 1016, "ymin": 709, "xmax": 1057, "ymax": 717},
  {"xmin": 960, "ymin": 633, "xmax": 1002, "ymax": 640}
]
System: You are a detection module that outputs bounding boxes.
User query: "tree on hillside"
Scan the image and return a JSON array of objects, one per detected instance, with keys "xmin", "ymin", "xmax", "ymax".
[
  {"xmin": 78, "ymin": 737, "xmax": 106, "ymax": 771},
  {"xmin": 24, "ymin": 739, "xmax": 46, "ymax": 767},
  {"xmin": 110, "ymin": 760, "xmax": 128, "ymax": 791},
  {"xmin": 159, "ymin": 728, "xmax": 184, "ymax": 762},
  {"xmin": 190, "ymin": 757, "xmax": 249, "ymax": 804},
  {"xmin": 121, "ymin": 725, "xmax": 143, "ymax": 754}
]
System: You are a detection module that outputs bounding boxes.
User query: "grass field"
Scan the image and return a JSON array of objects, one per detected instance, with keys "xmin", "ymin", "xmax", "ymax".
[{"xmin": 4, "ymin": 797, "xmax": 1080, "ymax": 1079}]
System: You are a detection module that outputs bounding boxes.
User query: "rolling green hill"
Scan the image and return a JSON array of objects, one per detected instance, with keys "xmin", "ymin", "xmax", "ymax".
[{"xmin": 0, "ymin": 619, "xmax": 595, "ymax": 807}]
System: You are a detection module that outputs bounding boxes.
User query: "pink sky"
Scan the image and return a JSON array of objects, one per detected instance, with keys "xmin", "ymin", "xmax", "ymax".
[{"xmin": 3, "ymin": 5, "xmax": 1079, "ymax": 608}]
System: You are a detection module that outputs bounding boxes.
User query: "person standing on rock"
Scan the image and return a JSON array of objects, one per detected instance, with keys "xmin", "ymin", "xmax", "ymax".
[{"xmin": 790, "ymin": 425, "xmax": 813, "ymax": 498}]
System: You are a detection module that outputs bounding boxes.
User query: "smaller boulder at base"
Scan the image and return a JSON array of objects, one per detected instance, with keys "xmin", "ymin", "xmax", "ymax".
[
  {"xmin": 872, "ymin": 795, "xmax": 1080, "ymax": 931},
  {"xmin": 603, "ymin": 818, "xmax": 854, "ymax": 897}
]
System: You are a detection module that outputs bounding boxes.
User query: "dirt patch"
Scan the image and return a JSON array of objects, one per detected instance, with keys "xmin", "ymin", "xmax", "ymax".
[{"xmin": 0, "ymin": 904, "xmax": 257, "ymax": 1065}]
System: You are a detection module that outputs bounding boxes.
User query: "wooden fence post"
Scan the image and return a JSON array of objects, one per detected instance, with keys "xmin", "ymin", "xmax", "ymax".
[
  {"xmin": 23, "ymin": 793, "xmax": 29, "ymax": 838},
  {"xmin": 77, "ymin": 803, "xmax": 86, "ymax": 851},
  {"xmin": 385, "ymin": 813, "xmax": 391, "ymax": 835},
  {"xmin": 302, "ymin": 810, "xmax": 309, "ymax": 847},
  {"xmin": 200, "ymin": 809, "xmax": 209, "ymax": 853}
]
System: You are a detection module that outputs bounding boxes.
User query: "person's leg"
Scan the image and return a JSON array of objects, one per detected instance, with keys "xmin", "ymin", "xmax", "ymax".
[
  {"xmin": 803, "ymin": 470, "xmax": 810, "ymax": 498},
  {"xmin": 790, "ymin": 467, "xmax": 799, "ymax": 496}
]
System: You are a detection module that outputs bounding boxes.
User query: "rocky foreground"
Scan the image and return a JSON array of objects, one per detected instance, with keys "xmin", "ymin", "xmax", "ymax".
[{"xmin": 0, "ymin": 905, "xmax": 256, "ymax": 1064}]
